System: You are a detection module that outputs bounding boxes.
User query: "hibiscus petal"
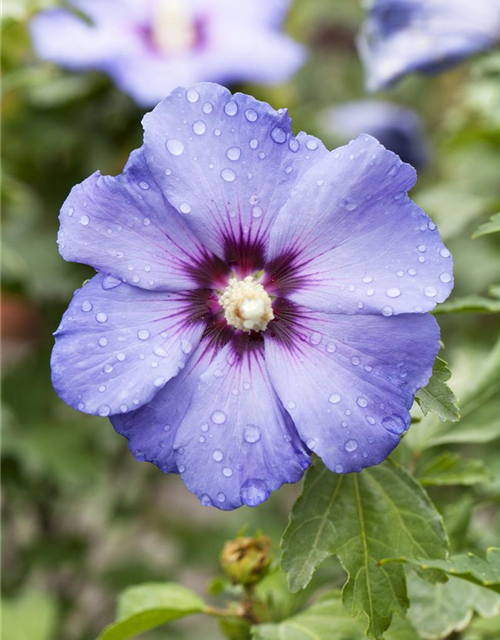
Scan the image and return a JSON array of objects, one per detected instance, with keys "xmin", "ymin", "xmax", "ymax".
[
  {"xmin": 358, "ymin": 0, "xmax": 500, "ymax": 92},
  {"xmin": 58, "ymin": 148, "xmax": 220, "ymax": 292},
  {"xmin": 174, "ymin": 339, "xmax": 310, "ymax": 509},
  {"xmin": 143, "ymin": 82, "xmax": 327, "ymax": 265},
  {"xmin": 267, "ymin": 135, "xmax": 453, "ymax": 315},
  {"xmin": 30, "ymin": 3, "xmax": 138, "ymax": 70},
  {"xmin": 51, "ymin": 273, "xmax": 207, "ymax": 416},
  {"xmin": 265, "ymin": 305, "xmax": 440, "ymax": 473}
]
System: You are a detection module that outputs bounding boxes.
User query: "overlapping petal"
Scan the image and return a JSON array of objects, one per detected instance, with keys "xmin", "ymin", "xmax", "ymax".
[
  {"xmin": 267, "ymin": 135, "xmax": 453, "ymax": 315},
  {"xmin": 143, "ymin": 82, "xmax": 327, "ymax": 264},
  {"xmin": 174, "ymin": 339, "xmax": 310, "ymax": 509},
  {"xmin": 359, "ymin": 0, "xmax": 500, "ymax": 92},
  {"xmin": 58, "ymin": 149, "xmax": 220, "ymax": 292},
  {"xmin": 265, "ymin": 306, "xmax": 440, "ymax": 473},
  {"xmin": 51, "ymin": 273, "xmax": 207, "ymax": 416}
]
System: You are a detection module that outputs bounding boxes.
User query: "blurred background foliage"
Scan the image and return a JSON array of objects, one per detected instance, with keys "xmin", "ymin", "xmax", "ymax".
[{"xmin": 2, "ymin": 1, "xmax": 500, "ymax": 639}]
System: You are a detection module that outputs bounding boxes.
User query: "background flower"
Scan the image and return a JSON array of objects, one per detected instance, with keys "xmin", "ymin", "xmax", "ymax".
[
  {"xmin": 29, "ymin": 0, "xmax": 305, "ymax": 106},
  {"xmin": 359, "ymin": 0, "xmax": 500, "ymax": 91},
  {"xmin": 322, "ymin": 99, "xmax": 428, "ymax": 168},
  {"xmin": 51, "ymin": 83, "xmax": 452, "ymax": 510}
]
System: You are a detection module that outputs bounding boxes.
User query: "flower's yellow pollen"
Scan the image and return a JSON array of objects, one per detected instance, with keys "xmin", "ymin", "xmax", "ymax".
[
  {"xmin": 219, "ymin": 276, "xmax": 274, "ymax": 332},
  {"xmin": 153, "ymin": 0, "xmax": 196, "ymax": 55}
]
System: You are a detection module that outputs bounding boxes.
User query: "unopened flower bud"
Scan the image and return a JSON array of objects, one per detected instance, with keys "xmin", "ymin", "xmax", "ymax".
[{"xmin": 221, "ymin": 536, "xmax": 271, "ymax": 585}]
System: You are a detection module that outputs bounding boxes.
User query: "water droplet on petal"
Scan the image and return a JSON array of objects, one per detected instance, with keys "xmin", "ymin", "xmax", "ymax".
[
  {"xmin": 211, "ymin": 410, "xmax": 226, "ymax": 424},
  {"xmin": 306, "ymin": 438, "xmax": 317, "ymax": 450},
  {"xmin": 249, "ymin": 138, "xmax": 259, "ymax": 150},
  {"xmin": 424, "ymin": 286, "xmax": 437, "ymax": 298},
  {"xmin": 306, "ymin": 139, "xmax": 318, "ymax": 150},
  {"xmin": 202, "ymin": 101, "xmax": 213, "ymax": 114},
  {"xmin": 96, "ymin": 312, "xmax": 108, "ymax": 323},
  {"xmin": 139, "ymin": 181, "xmax": 150, "ymax": 190},
  {"xmin": 180, "ymin": 339, "xmax": 192, "ymax": 354},
  {"xmin": 382, "ymin": 414, "xmax": 406, "ymax": 434},
  {"xmin": 138, "ymin": 329, "xmax": 150, "ymax": 340},
  {"xmin": 334, "ymin": 464, "xmax": 344, "ymax": 473},
  {"xmin": 81, "ymin": 300, "xmax": 92, "ymax": 312},
  {"xmin": 382, "ymin": 306, "xmax": 394, "ymax": 317},
  {"xmin": 224, "ymin": 100, "xmax": 238, "ymax": 116},
  {"xmin": 329, "ymin": 393, "xmax": 341, "ymax": 404},
  {"xmin": 357, "ymin": 397, "xmax": 368, "ymax": 408},
  {"xmin": 79, "ymin": 214, "xmax": 90, "ymax": 226},
  {"xmin": 220, "ymin": 168, "xmax": 236, "ymax": 182},
  {"xmin": 99, "ymin": 337, "xmax": 108, "ymax": 347},
  {"xmin": 271, "ymin": 126, "xmax": 287, "ymax": 144},
  {"xmin": 245, "ymin": 109, "xmax": 258, "ymax": 122},
  {"xmin": 351, "ymin": 356, "xmax": 360, "ymax": 365},
  {"xmin": 217, "ymin": 492, "xmax": 226, "ymax": 502},
  {"xmin": 440, "ymin": 248, "xmax": 451, "ymax": 258},
  {"xmin": 252, "ymin": 206, "xmax": 263, "ymax": 218},
  {"xmin": 166, "ymin": 139, "xmax": 184, "ymax": 155},
  {"xmin": 440, "ymin": 273, "xmax": 451, "ymax": 283},
  {"xmin": 186, "ymin": 88, "xmax": 199, "ymax": 102},
  {"xmin": 179, "ymin": 202, "xmax": 191, "ymax": 213},
  {"xmin": 192, "ymin": 120, "xmax": 206, "ymax": 135},
  {"xmin": 244, "ymin": 425, "xmax": 260, "ymax": 443},
  {"xmin": 241, "ymin": 479, "xmax": 269, "ymax": 506},
  {"xmin": 386, "ymin": 287, "xmax": 401, "ymax": 298},
  {"xmin": 98, "ymin": 405, "xmax": 111, "ymax": 417},
  {"xmin": 226, "ymin": 146, "xmax": 241, "ymax": 161},
  {"xmin": 345, "ymin": 439, "xmax": 358, "ymax": 452},
  {"xmin": 117, "ymin": 352, "xmax": 126, "ymax": 361},
  {"xmin": 200, "ymin": 494, "xmax": 212, "ymax": 506},
  {"xmin": 154, "ymin": 346, "xmax": 168, "ymax": 357},
  {"xmin": 212, "ymin": 449, "xmax": 223, "ymax": 462},
  {"xmin": 153, "ymin": 376, "xmax": 165, "ymax": 387}
]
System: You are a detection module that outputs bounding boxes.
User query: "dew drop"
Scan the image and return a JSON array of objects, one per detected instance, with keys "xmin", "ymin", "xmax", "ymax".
[
  {"xmin": 222, "ymin": 466, "xmax": 233, "ymax": 477},
  {"xmin": 192, "ymin": 120, "xmax": 206, "ymax": 135},
  {"xmin": 241, "ymin": 479, "xmax": 269, "ymax": 506},
  {"xmin": 220, "ymin": 168, "xmax": 236, "ymax": 182},
  {"xmin": 212, "ymin": 449, "xmax": 223, "ymax": 462},
  {"xmin": 334, "ymin": 464, "xmax": 344, "ymax": 473},
  {"xmin": 179, "ymin": 202, "xmax": 191, "ymax": 213},
  {"xmin": 424, "ymin": 285, "xmax": 437, "ymax": 298},
  {"xmin": 344, "ymin": 439, "xmax": 358, "ymax": 452},
  {"xmin": 186, "ymin": 88, "xmax": 199, "ymax": 103},
  {"xmin": 139, "ymin": 181, "xmax": 150, "ymax": 190},
  {"xmin": 154, "ymin": 346, "xmax": 168, "ymax": 358},
  {"xmin": 252, "ymin": 206, "xmax": 263, "ymax": 218},
  {"xmin": 81, "ymin": 300, "xmax": 92, "ymax": 312},
  {"xmin": 200, "ymin": 494, "xmax": 212, "ymax": 506},
  {"xmin": 96, "ymin": 312, "xmax": 108, "ymax": 323},
  {"xmin": 418, "ymin": 244, "xmax": 426, "ymax": 253},
  {"xmin": 357, "ymin": 397, "xmax": 368, "ymax": 408},
  {"xmin": 224, "ymin": 100, "xmax": 238, "ymax": 116},
  {"xmin": 98, "ymin": 405, "xmax": 111, "ymax": 417},
  {"xmin": 329, "ymin": 393, "xmax": 341, "ymax": 404},
  {"xmin": 79, "ymin": 214, "xmax": 90, "ymax": 226},
  {"xmin": 245, "ymin": 109, "xmax": 258, "ymax": 122},
  {"xmin": 249, "ymin": 138, "xmax": 259, "ymax": 150},
  {"xmin": 138, "ymin": 329, "xmax": 150, "ymax": 340},
  {"xmin": 382, "ymin": 306, "xmax": 394, "ymax": 317},
  {"xmin": 440, "ymin": 273, "xmax": 451, "ymax": 283},
  {"xmin": 440, "ymin": 248, "xmax": 451, "ymax": 258},
  {"xmin": 351, "ymin": 356, "xmax": 360, "ymax": 366},
  {"xmin": 104, "ymin": 363, "xmax": 113, "ymax": 373},
  {"xmin": 386, "ymin": 287, "xmax": 401, "ymax": 298},
  {"xmin": 180, "ymin": 339, "xmax": 192, "ymax": 354},
  {"xmin": 166, "ymin": 139, "xmax": 184, "ymax": 155},
  {"xmin": 306, "ymin": 438, "xmax": 317, "ymax": 450},
  {"xmin": 99, "ymin": 337, "xmax": 108, "ymax": 347},
  {"xmin": 382, "ymin": 414, "xmax": 406, "ymax": 434},
  {"xmin": 226, "ymin": 146, "xmax": 241, "ymax": 161},
  {"xmin": 153, "ymin": 376, "xmax": 165, "ymax": 387},
  {"xmin": 217, "ymin": 492, "xmax": 226, "ymax": 502},
  {"xmin": 116, "ymin": 352, "xmax": 126, "ymax": 361},
  {"xmin": 202, "ymin": 101, "xmax": 213, "ymax": 114},
  {"xmin": 326, "ymin": 342, "xmax": 337, "ymax": 353},
  {"xmin": 271, "ymin": 126, "xmax": 287, "ymax": 144},
  {"xmin": 306, "ymin": 139, "xmax": 318, "ymax": 150},
  {"xmin": 244, "ymin": 425, "xmax": 261, "ymax": 443},
  {"xmin": 309, "ymin": 332, "xmax": 321, "ymax": 345},
  {"xmin": 211, "ymin": 410, "xmax": 227, "ymax": 424}
]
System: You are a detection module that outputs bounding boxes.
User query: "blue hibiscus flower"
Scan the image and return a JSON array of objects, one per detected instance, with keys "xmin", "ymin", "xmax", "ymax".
[
  {"xmin": 359, "ymin": 0, "xmax": 500, "ymax": 92},
  {"xmin": 323, "ymin": 100, "xmax": 428, "ymax": 169},
  {"xmin": 30, "ymin": 0, "xmax": 305, "ymax": 107},
  {"xmin": 52, "ymin": 83, "xmax": 453, "ymax": 509}
]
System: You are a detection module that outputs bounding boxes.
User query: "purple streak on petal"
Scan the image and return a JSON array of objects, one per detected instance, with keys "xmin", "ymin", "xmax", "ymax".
[
  {"xmin": 359, "ymin": 0, "xmax": 500, "ymax": 92},
  {"xmin": 171, "ymin": 337, "xmax": 309, "ymax": 510},
  {"xmin": 51, "ymin": 273, "xmax": 208, "ymax": 416},
  {"xmin": 143, "ymin": 83, "xmax": 327, "ymax": 267},
  {"xmin": 266, "ymin": 135, "xmax": 453, "ymax": 315},
  {"xmin": 58, "ymin": 148, "xmax": 229, "ymax": 292},
  {"xmin": 264, "ymin": 303, "xmax": 440, "ymax": 473}
]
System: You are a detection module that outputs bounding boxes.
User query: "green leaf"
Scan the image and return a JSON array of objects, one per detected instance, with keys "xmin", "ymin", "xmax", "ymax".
[
  {"xmin": 415, "ymin": 357, "xmax": 460, "ymax": 422},
  {"xmin": 1, "ymin": 589, "xmax": 58, "ymax": 640},
  {"xmin": 96, "ymin": 582, "xmax": 207, "ymax": 640},
  {"xmin": 433, "ymin": 294, "xmax": 500, "ymax": 315},
  {"xmin": 252, "ymin": 591, "xmax": 420, "ymax": 640},
  {"xmin": 281, "ymin": 460, "xmax": 448, "ymax": 639},
  {"xmin": 473, "ymin": 213, "xmax": 500, "ymax": 239},
  {"xmin": 416, "ymin": 452, "xmax": 492, "ymax": 486},
  {"xmin": 388, "ymin": 549, "xmax": 500, "ymax": 594},
  {"xmin": 407, "ymin": 572, "xmax": 500, "ymax": 640}
]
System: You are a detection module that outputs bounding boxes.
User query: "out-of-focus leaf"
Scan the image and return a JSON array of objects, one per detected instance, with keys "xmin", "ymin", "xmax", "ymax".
[
  {"xmin": 415, "ymin": 357, "xmax": 460, "ymax": 422},
  {"xmin": 417, "ymin": 452, "xmax": 491, "ymax": 486},
  {"xmin": 406, "ymin": 572, "xmax": 500, "ymax": 640},
  {"xmin": 410, "ymin": 336, "xmax": 500, "ymax": 450},
  {"xmin": 1, "ymin": 589, "xmax": 58, "ymax": 640},
  {"xmin": 387, "ymin": 549, "xmax": 500, "ymax": 594},
  {"xmin": 473, "ymin": 213, "xmax": 500, "ymax": 239},
  {"xmin": 281, "ymin": 460, "xmax": 448, "ymax": 639},
  {"xmin": 96, "ymin": 582, "xmax": 207, "ymax": 640},
  {"xmin": 463, "ymin": 611, "xmax": 500, "ymax": 640},
  {"xmin": 433, "ymin": 294, "xmax": 500, "ymax": 315},
  {"xmin": 252, "ymin": 591, "xmax": 420, "ymax": 640}
]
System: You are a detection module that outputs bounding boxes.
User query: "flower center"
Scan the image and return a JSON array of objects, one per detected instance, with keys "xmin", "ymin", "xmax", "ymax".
[
  {"xmin": 218, "ymin": 277, "xmax": 274, "ymax": 332},
  {"xmin": 152, "ymin": 0, "xmax": 197, "ymax": 55}
]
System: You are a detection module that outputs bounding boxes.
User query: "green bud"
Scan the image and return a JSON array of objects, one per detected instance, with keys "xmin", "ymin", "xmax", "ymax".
[{"xmin": 221, "ymin": 536, "xmax": 271, "ymax": 586}]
